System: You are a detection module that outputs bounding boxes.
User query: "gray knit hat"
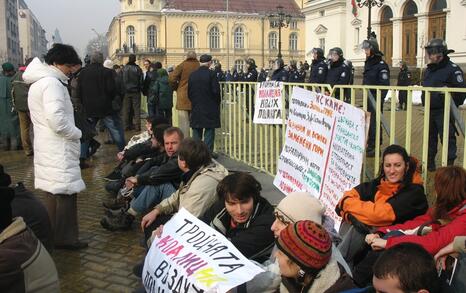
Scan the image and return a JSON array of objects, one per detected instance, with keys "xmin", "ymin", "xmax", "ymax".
[{"xmin": 275, "ymin": 192, "xmax": 325, "ymax": 225}]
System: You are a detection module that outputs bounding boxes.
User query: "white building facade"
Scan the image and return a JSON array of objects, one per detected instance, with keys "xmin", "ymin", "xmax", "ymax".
[
  {"xmin": 304, "ymin": 0, "xmax": 466, "ymax": 69},
  {"xmin": 17, "ymin": 0, "xmax": 47, "ymax": 62}
]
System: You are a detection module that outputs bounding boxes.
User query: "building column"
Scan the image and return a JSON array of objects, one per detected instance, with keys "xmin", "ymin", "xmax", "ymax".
[
  {"xmin": 391, "ymin": 17, "xmax": 403, "ymax": 67},
  {"xmin": 416, "ymin": 13, "xmax": 429, "ymax": 68}
]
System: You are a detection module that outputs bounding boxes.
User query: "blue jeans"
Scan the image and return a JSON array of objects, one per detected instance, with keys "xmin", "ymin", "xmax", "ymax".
[
  {"xmin": 192, "ymin": 128, "xmax": 215, "ymax": 153},
  {"xmin": 130, "ymin": 183, "xmax": 176, "ymax": 214}
]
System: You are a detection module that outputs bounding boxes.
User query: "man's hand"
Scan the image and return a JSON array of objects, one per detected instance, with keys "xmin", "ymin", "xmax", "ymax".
[
  {"xmin": 434, "ymin": 241, "xmax": 457, "ymax": 270},
  {"xmin": 141, "ymin": 208, "xmax": 160, "ymax": 231},
  {"xmin": 125, "ymin": 177, "xmax": 137, "ymax": 188},
  {"xmin": 371, "ymin": 238, "xmax": 387, "ymax": 251},
  {"xmin": 365, "ymin": 233, "xmax": 380, "ymax": 245},
  {"xmin": 117, "ymin": 152, "xmax": 124, "ymax": 161},
  {"xmin": 151, "ymin": 225, "xmax": 164, "ymax": 239}
]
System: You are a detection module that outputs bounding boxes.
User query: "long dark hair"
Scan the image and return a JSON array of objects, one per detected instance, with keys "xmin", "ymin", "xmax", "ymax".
[
  {"xmin": 378, "ymin": 144, "xmax": 418, "ymax": 188},
  {"xmin": 432, "ymin": 166, "xmax": 466, "ymax": 220}
]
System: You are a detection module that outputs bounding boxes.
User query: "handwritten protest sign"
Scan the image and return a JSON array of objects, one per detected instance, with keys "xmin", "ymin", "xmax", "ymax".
[
  {"xmin": 142, "ymin": 208, "xmax": 264, "ymax": 293},
  {"xmin": 273, "ymin": 87, "xmax": 366, "ymax": 229},
  {"xmin": 253, "ymin": 81, "xmax": 284, "ymax": 124}
]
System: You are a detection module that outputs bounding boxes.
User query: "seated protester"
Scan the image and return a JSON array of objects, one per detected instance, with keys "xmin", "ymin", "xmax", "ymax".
[
  {"xmin": 0, "ymin": 165, "xmax": 53, "ymax": 252},
  {"xmin": 101, "ymin": 127, "xmax": 184, "ymax": 231},
  {"xmin": 201, "ymin": 172, "xmax": 275, "ymax": 263},
  {"xmin": 104, "ymin": 116, "xmax": 169, "ymax": 181},
  {"xmin": 276, "ymin": 220, "xmax": 356, "ymax": 293},
  {"xmin": 245, "ymin": 192, "xmax": 353, "ymax": 293},
  {"xmin": 103, "ymin": 123, "xmax": 169, "ymax": 197},
  {"xmin": 335, "ymin": 144, "xmax": 428, "ymax": 267},
  {"xmin": 0, "ymin": 187, "xmax": 60, "ymax": 293},
  {"xmin": 372, "ymin": 243, "xmax": 440, "ymax": 293}
]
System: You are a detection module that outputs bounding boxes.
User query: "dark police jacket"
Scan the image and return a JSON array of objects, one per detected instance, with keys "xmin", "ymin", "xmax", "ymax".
[
  {"xmin": 243, "ymin": 68, "xmax": 258, "ymax": 82},
  {"xmin": 363, "ymin": 56, "xmax": 390, "ymax": 103},
  {"xmin": 288, "ymin": 69, "xmax": 306, "ymax": 83},
  {"xmin": 271, "ymin": 68, "xmax": 289, "ymax": 82},
  {"xmin": 397, "ymin": 69, "xmax": 412, "ymax": 86},
  {"xmin": 309, "ymin": 58, "xmax": 328, "ymax": 83},
  {"xmin": 422, "ymin": 56, "xmax": 466, "ymax": 109},
  {"xmin": 326, "ymin": 59, "xmax": 351, "ymax": 87}
]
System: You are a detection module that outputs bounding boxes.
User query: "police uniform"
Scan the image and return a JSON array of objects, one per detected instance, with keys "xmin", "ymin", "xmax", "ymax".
[
  {"xmin": 243, "ymin": 68, "xmax": 258, "ymax": 82},
  {"xmin": 308, "ymin": 58, "xmax": 328, "ymax": 84},
  {"xmin": 422, "ymin": 56, "xmax": 465, "ymax": 166},
  {"xmin": 271, "ymin": 68, "xmax": 289, "ymax": 82},
  {"xmin": 363, "ymin": 55, "xmax": 390, "ymax": 152},
  {"xmin": 215, "ymin": 68, "xmax": 225, "ymax": 82},
  {"xmin": 396, "ymin": 67, "xmax": 412, "ymax": 110},
  {"xmin": 243, "ymin": 68, "xmax": 258, "ymax": 115},
  {"xmin": 288, "ymin": 68, "xmax": 305, "ymax": 83},
  {"xmin": 258, "ymin": 70, "xmax": 267, "ymax": 82},
  {"xmin": 326, "ymin": 59, "xmax": 351, "ymax": 101}
]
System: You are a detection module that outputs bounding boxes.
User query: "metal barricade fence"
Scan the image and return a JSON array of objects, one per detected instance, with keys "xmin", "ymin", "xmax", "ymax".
[{"xmin": 216, "ymin": 82, "xmax": 466, "ymax": 187}]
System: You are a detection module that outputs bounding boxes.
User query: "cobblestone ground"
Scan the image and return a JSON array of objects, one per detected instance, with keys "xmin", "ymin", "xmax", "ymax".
[{"xmin": 1, "ymin": 131, "xmax": 145, "ymax": 293}]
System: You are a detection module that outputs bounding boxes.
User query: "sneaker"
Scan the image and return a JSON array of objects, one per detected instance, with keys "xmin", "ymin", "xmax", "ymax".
[
  {"xmin": 118, "ymin": 186, "xmax": 134, "ymax": 199},
  {"xmin": 88, "ymin": 140, "xmax": 101, "ymax": 157},
  {"xmin": 100, "ymin": 212, "xmax": 134, "ymax": 231},
  {"xmin": 104, "ymin": 170, "xmax": 122, "ymax": 181}
]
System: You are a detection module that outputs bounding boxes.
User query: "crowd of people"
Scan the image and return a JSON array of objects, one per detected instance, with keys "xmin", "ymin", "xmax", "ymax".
[{"xmin": 0, "ymin": 37, "xmax": 465, "ymax": 293}]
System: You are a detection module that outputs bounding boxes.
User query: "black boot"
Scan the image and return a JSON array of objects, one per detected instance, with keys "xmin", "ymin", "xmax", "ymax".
[{"xmin": 100, "ymin": 210, "xmax": 134, "ymax": 231}]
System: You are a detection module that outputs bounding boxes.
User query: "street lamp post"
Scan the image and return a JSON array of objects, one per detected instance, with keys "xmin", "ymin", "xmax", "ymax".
[
  {"xmin": 356, "ymin": 0, "xmax": 385, "ymax": 40},
  {"xmin": 268, "ymin": 6, "xmax": 292, "ymax": 60}
]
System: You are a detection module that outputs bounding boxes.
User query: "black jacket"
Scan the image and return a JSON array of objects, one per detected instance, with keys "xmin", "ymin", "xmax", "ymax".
[
  {"xmin": 271, "ymin": 68, "xmax": 289, "ymax": 82},
  {"xmin": 122, "ymin": 62, "xmax": 143, "ymax": 93},
  {"xmin": 201, "ymin": 196, "xmax": 275, "ymax": 263},
  {"xmin": 136, "ymin": 152, "xmax": 182, "ymax": 188},
  {"xmin": 78, "ymin": 63, "xmax": 116, "ymax": 118},
  {"xmin": 309, "ymin": 58, "xmax": 328, "ymax": 84},
  {"xmin": 422, "ymin": 56, "xmax": 466, "ymax": 109},
  {"xmin": 363, "ymin": 56, "xmax": 390, "ymax": 104},
  {"xmin": 143, "ymin": 70, "xmax": 157, "ymax": 96},
  {"xmin": 243, "ymin": 68, "xmax": 258, "ymax": 82},
  {"xmin": 288, "ymin": 69, "xmax": 306, "ymax": 83},
  {"xmin": 326, "ymin": 59, "xmax": 351, "ymax": 87},
  {"xmin": 123, "ymin": 141, "xmax": 161, "ymax": 162},
  {"xmin": 397, "ymin": 69, "xmax": 412, "ymax": 87},
  {"xmin": 188, "ymin": 66, "xmax": 221, "ymax": 129}
]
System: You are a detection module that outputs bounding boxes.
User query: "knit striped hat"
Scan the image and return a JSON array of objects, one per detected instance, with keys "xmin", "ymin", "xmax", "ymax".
[{"xmin": 276, "ymin": 220, "xmax": 332, "ymax": 272}]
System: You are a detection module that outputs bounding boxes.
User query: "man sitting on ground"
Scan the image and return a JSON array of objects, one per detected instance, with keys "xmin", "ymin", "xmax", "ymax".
[
  {"xmin": 200, "ymin": 172, "xmax": 275, "ymax": 263},
  {"xmin": 101, "ymin": 127, "xmax": 184, "ymax": 231}
]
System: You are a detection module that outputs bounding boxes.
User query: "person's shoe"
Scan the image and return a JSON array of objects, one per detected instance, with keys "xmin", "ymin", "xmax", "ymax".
[
  {"xmin": 88, "ymin": 140, "xmax": 101, "ymax": 157},
  {"xmin": 104, "ymin": 170, "xmax": 122, "ymax": 181},
  {"xmin": 55, "ymin": 241, "xmax": 88, "ymax": 250},
  {"xmin": 132, "ymin": 261, "xmax": 144, "ymax": 278},
  {"xmin": 105, "ymin": 207, "xmax": 128, "ymax": 218},
  {"xmin": 79, "ymin": 159, "xmax": 91, "ymax": 169},
  {"xmin": 103, "ymin": 197, "xmax": 127, "ymax": 210},
  {"xmin": 100, "ymin": 212, "xmax": 134, "ymax": 231}
]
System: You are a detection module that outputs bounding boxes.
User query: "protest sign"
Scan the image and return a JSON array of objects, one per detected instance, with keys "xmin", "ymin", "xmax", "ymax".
[
  {"xmin": 273, "ymin": 87, "xmax": 366, "ymax": 229},
  {"xmin": 253, "ymin": 81, "xmax": 284, "ymax": 124},
  {"xmin": 142, "ymin": 208, "xmax": 264, "ymax": 293}
]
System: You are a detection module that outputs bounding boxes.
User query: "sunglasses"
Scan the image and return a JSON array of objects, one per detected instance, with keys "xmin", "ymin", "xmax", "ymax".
[{"xmin": 274, "ymin": 211, "xmax": 292, "ymax": 225}]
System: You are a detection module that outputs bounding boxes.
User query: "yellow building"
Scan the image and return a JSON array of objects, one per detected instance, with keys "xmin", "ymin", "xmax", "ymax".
[{"xmin": 107, "ymin": 0, "xmax": 305, "ymax": 70}]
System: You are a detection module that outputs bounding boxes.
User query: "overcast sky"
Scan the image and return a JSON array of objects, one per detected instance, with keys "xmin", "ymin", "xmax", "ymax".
[{"xmin": 25, "ymin": 0, "xmax": 120, "ymax": 57}]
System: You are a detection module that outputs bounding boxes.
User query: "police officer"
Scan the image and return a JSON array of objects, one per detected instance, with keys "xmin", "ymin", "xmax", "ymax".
[
  {"xmin": 325, "ymin": 47, "xmax": 351, "ymax": 101},
  {"xmin": 288, "ymin": 60, "xmax": 305, "ymax": 83},
  {"xmin": 396, "ymin": 61, "xmax": 412, "ymax": 110},
  {"xmin": 258, "ymin": 68, "xmax": 267, "ymax": 82},
  {"xmin": 361, "ymin": 37, "xmax": 390, "ymax": 157},
  {"xmin": 232, "ymin": 66, "xmax": 240, "ymax": 81},
  {"xmin": 271, "ymin": 58, "xmax": 289, "ymax": 82},
  {"xmin": 243, "ymin": 58, "xmax": 258, "ymax": 115},
  {"xmin": 308, "ymin": 47, "xmax": 328, "ymax": 84},
  {"xmin": 214, "ymin": 62, "xmax": 225, "ymax": 82},
  {"xmin": 422, "ymin": 39, "xmax": 465, "ymax": 170}
]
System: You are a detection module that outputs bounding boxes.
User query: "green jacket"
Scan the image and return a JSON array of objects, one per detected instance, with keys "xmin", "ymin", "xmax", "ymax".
[
  {"xmin": 151, "ymin": 75, "xmax": 173, "ymax": 110},
  {"xmin": 10, "ymin": 70, "xmax": 30, "ymax": 112}
]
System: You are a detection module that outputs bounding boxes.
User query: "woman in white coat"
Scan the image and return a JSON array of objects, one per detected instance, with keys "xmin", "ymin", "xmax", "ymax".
[{"xmin": 23, "ymin": 44, "xmax": 87, "ymax": 250}]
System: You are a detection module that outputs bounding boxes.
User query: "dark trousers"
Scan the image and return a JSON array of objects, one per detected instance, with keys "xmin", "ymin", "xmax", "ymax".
[
  {"xmin": 367, "ymin": 90, "xmax": 385, "ymax": 150},
  {"xmin": 43, "ymin": 193, "xmax": 79, "ymax": 246},
  {"xmin": 398, "ymin": 90, "xmax": 407, "ymax": 109},
  {"xmin": 122, "ymin": 92, "xmax": 141, "ymax": 130},
  {"xmin": 192, "ymin": 128, "xmax": 215, "ymax": 153},
  {"xmin": 428, "ymin": 109, "xmax": 457, "ymax": 162}
]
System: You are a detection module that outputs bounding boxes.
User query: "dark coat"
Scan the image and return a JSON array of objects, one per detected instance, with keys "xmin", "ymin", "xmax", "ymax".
[
  {"xmin": 271, "ymin": 68, "xmax": 289, "ymax": 82},
  {"xmin": 78, "ymin": 63, "xmax": 116, "ymax": 118},
  {"xmin": 326, "ymin": 59, "xmax": 351, "ymax": 87},
  {"xmin": 422, "ymin": 56, "xmax": 465, "ymax": 109},
  {"xmin": 201, "ymin": 195, "xmax": 275, "ymax": 263},
  {"xmin": 309, "ymin": 58, "xmax": 328, "ymax": 83},
  {"xmin": 10, "ymin": 70, "xmax": 29, "ymax": 112},
  {"xmin": 136, "ymin": 152, "xmax": 183, "ymax": 188},
  {"xmin": 122, "ymin": 62, "xmax": 143, "ymax": 93},
  {"xmin": 363, "ymin": 55, "xmax": 390, "ymax": 105},
  {"xmin": 396, "ymin": 68, "xmax": 412, "ymax": 86},
  {"xmin": 187, "ymin": 66, "xmax": 221, "ymax": 129},
  {"xmin": 243, "ymin": 68, "xmax": 258, "ymax": 82}
]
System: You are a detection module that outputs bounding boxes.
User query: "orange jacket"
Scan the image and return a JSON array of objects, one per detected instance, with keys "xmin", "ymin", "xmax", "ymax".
[{"xmin": 335, "ymin": 171, "xmax": 428, "ymax": 227}]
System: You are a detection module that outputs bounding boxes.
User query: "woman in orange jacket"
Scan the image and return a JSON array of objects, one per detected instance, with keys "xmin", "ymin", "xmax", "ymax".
[{"xmin": 335, "ymin": 144, "xmax": 428, "ymax": 268}]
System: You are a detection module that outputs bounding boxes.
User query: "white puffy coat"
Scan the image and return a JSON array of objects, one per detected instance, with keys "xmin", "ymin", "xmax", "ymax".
[{"xmin": 23, "ymin": 58, "xmax": 85, "ymax": 195}]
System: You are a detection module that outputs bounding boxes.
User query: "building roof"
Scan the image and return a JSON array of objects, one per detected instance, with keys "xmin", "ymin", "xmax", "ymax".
[{"xmin": 164, "ymin": 0, "xmax": 304, "ymax": 17}]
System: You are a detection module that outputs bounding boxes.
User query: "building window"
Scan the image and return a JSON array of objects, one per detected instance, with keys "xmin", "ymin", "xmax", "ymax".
[
  {"xmin": 289, "ymin": 33, "xmax": 298, "ymax": 51},
  {"xmin": 354, "ymin": 27, "xmax": 360, "ymax": 47},
  {"xmin": 183, "ymin": 25, "xmax": 195, "ymax": 49},
  {"xmin": 269, "ymin": 32, "xmax": 278, "ymax": 49},
  {"xmin": 235, "ymin": 59, "xmax": 244, "ymax": 72},
  {"xmin": 319, "ymin": 38, "xmax": 325, "ymax": 53},
  {"xmin": 147, "ymin": 25, "xmax": 156, "ymax": 48},
  {"xmin": 234, "ymin": 26, "xmax": 244, "ymax": 49},
  {"xmin": 290, "ymin": 20, "xmax": 298, "ymax": 30},
  {"xmin": 209, "ymin": 26, "xmax": 220, "ymax": 49},
  {"xmin": 127, "ymin": 25, "xmax": 135, "ymax": 49}
]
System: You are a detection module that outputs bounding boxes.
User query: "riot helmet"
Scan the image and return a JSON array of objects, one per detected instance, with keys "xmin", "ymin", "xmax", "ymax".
[
  {"xmin": 424, "ymin": 38, "xmax": 454, "ymax": 56},
  {"xmin": 311, "ymin": 47, "xmax": 324, "ymax": 60},
  {"xmin": 361, "ymin": 38, "xmax": 383, "ymax": 56},
  {"xmin": 273, "ymin": 58, "xmax": 284, "ymax": 70},
  {"xmin": 245, "ymin": 58, "xmax": 257, "ymax": 70},
  {"xmin": 328, "ymin": 47, "xmax": 344, "ymax": 62}
]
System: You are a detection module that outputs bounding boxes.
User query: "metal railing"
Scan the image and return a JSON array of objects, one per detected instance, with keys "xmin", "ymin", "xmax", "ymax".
[{"xmin": 215, "ymin": 82, "xmax": 466, "ymax": 186}]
